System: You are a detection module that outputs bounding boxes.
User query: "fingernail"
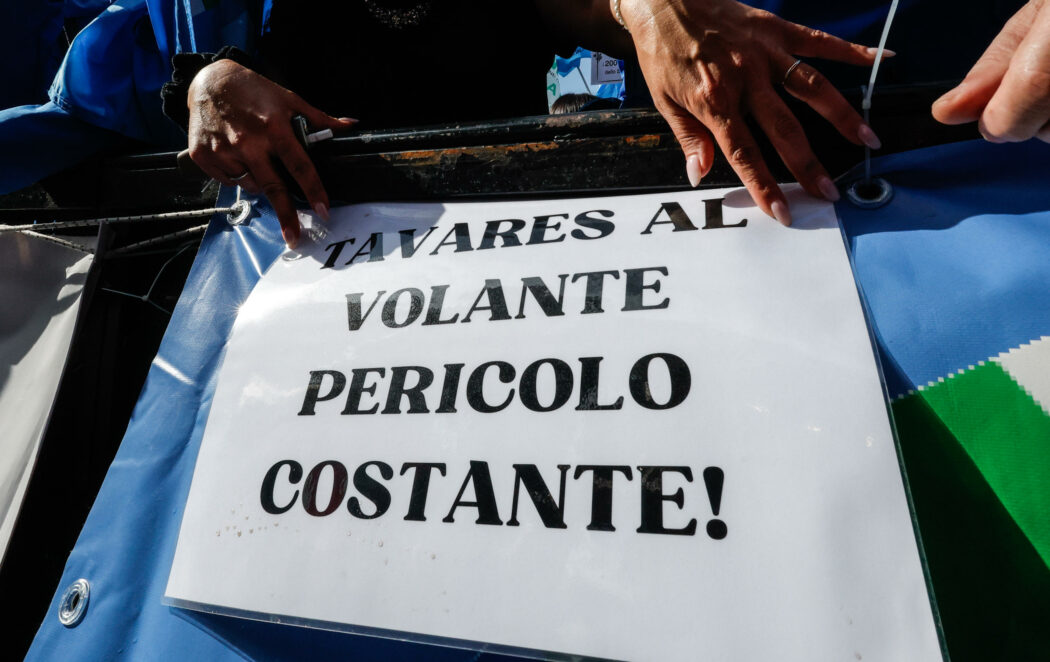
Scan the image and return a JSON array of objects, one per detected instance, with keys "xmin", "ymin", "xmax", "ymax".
[
  {"xmin": 858, "ymin": 124, "xmax": 882, "ymax": 149},
  {"xmin": 770, "ymin": 200, "xmax": 792, "ymax": 226},
  {"xmin": 314, "ymin": 202, "xmax": 330, "ymax": 222},
  {"xmin": 338, "ymin": 117, "xmax": 359, "ymax": 124},
  {"xmin": 686, "ymin": 154, "xmax": 702, "ymax": 188},
  {"xmin": 978, "ymin": 124, "xmax": 1004, "ymax": 144},
  {"xmin": 282, "ymin": 226, "xmax": 299, "ymax": 249},
  {"xmin": 866, "ymin": 47, "xmax": 897, "ymax": 57},
  {"xmin": 817, "ymin": 176, "xmax": 840, "ymax": 202}
]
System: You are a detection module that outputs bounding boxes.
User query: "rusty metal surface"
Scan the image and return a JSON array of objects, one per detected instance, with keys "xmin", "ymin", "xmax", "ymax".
[{"xmin": 0, "ymin": 82, "xmax": 978, "ymax": 219}]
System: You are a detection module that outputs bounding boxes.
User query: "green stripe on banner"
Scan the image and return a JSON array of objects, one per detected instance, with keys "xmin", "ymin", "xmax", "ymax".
[
  {"xmin": 917, "ymin": 362, "xmax": 1050, "ymax": 569},
  {"xmin": 893, "ymin": 392, "xmax": 1050, "ymax": 661}
]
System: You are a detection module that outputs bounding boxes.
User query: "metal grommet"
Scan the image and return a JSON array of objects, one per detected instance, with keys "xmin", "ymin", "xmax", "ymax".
[
  {"xmin": 227, "ymin": 199, "xmax": 253, "ymax": 226},
  {"xmin": 845, "ymin": 177, "xmax": 894, "ymax": 209},
  {"xmin": 58, "ymin": 578, "xmax": 90, "ymax": 627}
]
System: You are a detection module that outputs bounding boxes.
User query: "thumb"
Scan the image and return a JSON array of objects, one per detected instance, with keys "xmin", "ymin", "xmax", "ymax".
[
  {"xmin": 933, "ymin": 2, "xmax": 1035, "ymax": 125},
  {"xmin": 663, "ymin": 106, "xmax": 716, "ymax": 187},
  {"xmin": 932, "ymin": 67, "xmax": 1005, "ymax": 126}
]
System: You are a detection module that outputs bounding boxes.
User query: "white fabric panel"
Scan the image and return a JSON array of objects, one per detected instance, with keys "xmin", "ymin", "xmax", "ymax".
[
  {"xmin": 0, "ymin": 232, "xmax": 94, "ymax": 565},
  {"xmin": 996, "ymin": 335, "xmax": 1050, "ymax": 416}
]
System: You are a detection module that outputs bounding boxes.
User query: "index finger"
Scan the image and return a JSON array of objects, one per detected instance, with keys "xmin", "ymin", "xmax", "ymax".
[
  {"xmin": 253, "ymin": 158, "xmax": 301, "ymax": 248},
  {"xmin": 711, "ymin": 114, "xmax": 792, "ymax": 226},
  {"xmin": 272, "ymin": 132, "xmax": 331, "ymax": 221}
]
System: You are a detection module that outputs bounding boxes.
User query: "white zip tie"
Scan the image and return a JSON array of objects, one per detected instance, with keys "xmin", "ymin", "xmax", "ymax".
[
  {"xmin": 848, "ymin": 0, "xmax": 901, "ymax": 206},
  {"xmin": 863, "ymin": 0, "xmax": 900, "ymax": 112}
]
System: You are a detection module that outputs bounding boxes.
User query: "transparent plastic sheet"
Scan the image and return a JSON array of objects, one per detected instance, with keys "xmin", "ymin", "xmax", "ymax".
[{"xmin": 169, "ymin": 187, "xmax": 934, "ymax": 660}]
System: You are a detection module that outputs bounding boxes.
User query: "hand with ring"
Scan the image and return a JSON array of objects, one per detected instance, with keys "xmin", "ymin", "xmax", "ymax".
[
  {"xmin": 618, "ymin": 0, "xmax": 888, "ymax": 225},
  {"xmin": 186, "ymin": 59, "xmax": 357, "ymax": 248}
]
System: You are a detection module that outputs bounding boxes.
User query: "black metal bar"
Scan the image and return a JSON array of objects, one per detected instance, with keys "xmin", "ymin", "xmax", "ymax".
[{"xmin": 1, "ymin": 82, "xmax": 978, "ymax": 219}]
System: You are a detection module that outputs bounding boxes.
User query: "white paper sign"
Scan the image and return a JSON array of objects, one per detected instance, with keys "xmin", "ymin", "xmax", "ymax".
[
  {"xmin": 590, "ymin": 52, "xmax": 622, "ymax": 85},
  {"xmin": 167, "ymin": 189, "xmax": 941, "ymax": 661}
]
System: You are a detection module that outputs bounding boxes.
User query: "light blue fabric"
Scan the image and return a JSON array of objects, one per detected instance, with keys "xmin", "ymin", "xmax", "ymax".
[
  {"xmin": 0, "ymin": 0, "xmax": 182, "ymax": 194},
  {"xmin": 144, "ymin": 0, "xmax": 268, "ymax": 59},
  {"xmin": 838, "ymin": 139, "xmax": 1050, "ymax": 398},
  {"xmin": 49, "ymin": 0, "xmax": 260, "ymax": 146},
  {"xmin": 0, "ymin": 102, "xmax": 123, "ymax": 195},
  {"xmin": 554, "ymin": 47, "xmax": 624, "ymax": 101},
  {"xmin": 555, "ymin": 47, "xmax": 586, "ymax": 77},
  {"xmin": 49, "ymin": 0, "xmax": 181, "ymax": 145},
  {"xmin": 595, "ymin": 82, "xmax": 625, "ymax": 101}
]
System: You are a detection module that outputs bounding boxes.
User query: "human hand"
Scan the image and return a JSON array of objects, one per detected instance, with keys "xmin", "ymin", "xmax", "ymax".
[
  {"xmin": 932, "ymin": 0, "xmax": 1050, "ymax": 143},
  {"xmin": 618, "ymin": 0, "xmax": 885, "ymax": 225},
  {"xmin": 186, "ymin": 59, "xmax": 356, "ymax": 248}
]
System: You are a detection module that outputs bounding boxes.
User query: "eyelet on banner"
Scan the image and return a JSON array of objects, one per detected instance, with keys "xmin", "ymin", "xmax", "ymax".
[
  {"xmin": 846, "ymin": 177, "xmax": 894, "ymax": 209},
  {"xmin": 227, "ymin": 199, "xmax": 253, "ymax": 226},
  {"xmin": 58, "ymin": 578, "xmax": 90, "ymax": 627}
]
